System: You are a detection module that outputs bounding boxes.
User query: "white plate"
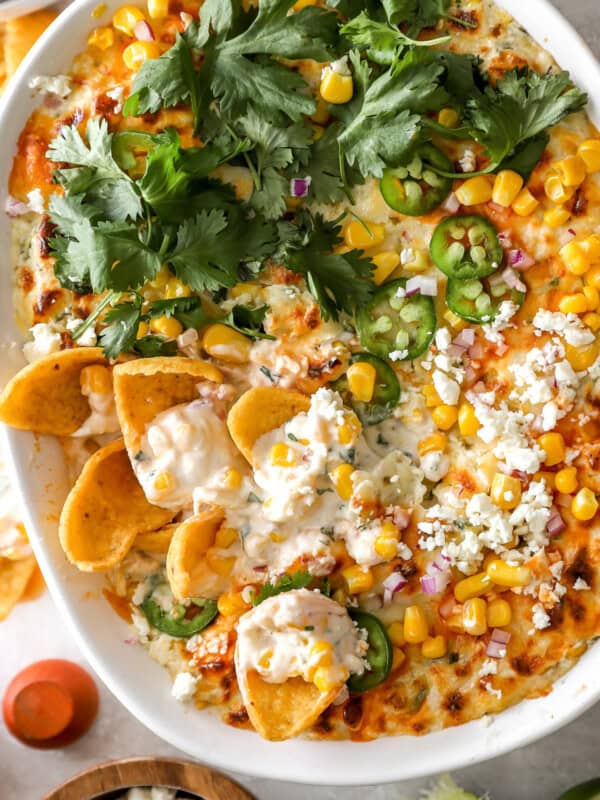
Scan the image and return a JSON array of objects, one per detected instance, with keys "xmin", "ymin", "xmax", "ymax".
[
  {"xmin": 1, "ymin": 0, "xmax": 599, "ymax": 785},
  {"xmin": 0, "ymin": 0, "xmax": 59, "ymax": 24}
]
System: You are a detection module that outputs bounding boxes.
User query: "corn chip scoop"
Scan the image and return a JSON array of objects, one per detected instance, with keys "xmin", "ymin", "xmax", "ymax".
[
  {"xmin": 112, "ymin": 357, "xmax": 224, "ymax": 466},
  {"xmin": 0, "ymin": 347, "xmax": 109, "ymax": 435},
  {"xmin": 226, "ymin": 386, "xmax": 310, "ymax": 465},
  {"xmin": 59, "ymin": 438, "xmax": 175, "ymax": 572},
  {"xmin": 236, "ymin": 668, "xmax": 338, "ymax": 742},
  {"xmin": 166, "ymin": 506, "xmax": 231, "ymax": 600},
  {"xmin": 0, "ymin": 554, "xmax": 36, "ymax": 621}
]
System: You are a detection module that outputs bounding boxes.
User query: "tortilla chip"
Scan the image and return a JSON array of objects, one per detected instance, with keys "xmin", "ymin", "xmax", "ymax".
[
  {"xmin": 240, "ymin": 670, "xmax": 337, "ymax": 741},
  {"xmin": 0, "ymin": 347, "xmax": 108, "ymax": 435},
  {"xmin": 134, "ymin": 524, "xmax": 178, "ymax": 555},
  {"xmin": 0, "ymin": 555, "xmax": 36, "ymax": 621},
  {"xmin": 227, "ymin": 386, "xmax": 310, "ymax": 465},
  {"xmin": 59, "ymin": 439, "xmax": 175, "ymax": 572},
  {"xmin": 4, "ymin": 11, "xmax": 58, "ymax": 79},
  {"xmin": 166, "ymin": 507, "xmax": 229, "ymax": 600},
  {"xmin": 113, "ymin": 357, "xmax": 223, "ymax": 462}
]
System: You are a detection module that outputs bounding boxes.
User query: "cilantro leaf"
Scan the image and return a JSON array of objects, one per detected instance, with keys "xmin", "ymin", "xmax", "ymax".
[
  {"xmin": 341, "ymin": 11, "xmax": 449, "ymax": 65},
  {"xmin": 463, "ymin": 68, "xmax": 587, "ymax": 173},
  {"xmin": 123, "ymin": 35, "xmax": 200, "ymax": 120},
  {"xmin": 252, "ymin": 570, "xmax": 313, "ymax": 606},
  {"xmin": 47, "ymin": 118, "xmax": 141, "ymax": 221},
  {"xmin": 293, "ymin": 123, "xmax": 364, "ymax": 205},
  {"xmin": 279, "ymin": 211, "xmax": 376, "ymax": 320},
  {"xmin": 98, "ymin": 299, "xmax": 142, "ymax": 358},
  {"xmin": 223, "ymin": 304, "xmax": 274, "ymax": 339},
  {"xmin": 500, "ymin": 132, "xmax": 550, "ymax": 181},
  {"xmin": 148, "ymin": 296, "xmax": 210, "ymax": 329},
  {"xmin": 382, "ymin": 0, "xmax": 451, "ymax": 29},
  {"xmin": 134, "ymin": 335, "xmax": 178, "ymax": 357},
  {"xmin": 337, "ymin": 50, "xmax": 447, "ymax": 177}
]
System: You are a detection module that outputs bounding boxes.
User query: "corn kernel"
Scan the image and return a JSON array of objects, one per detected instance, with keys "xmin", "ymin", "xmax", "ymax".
[
  {"xmin": 320, "ymin": 68, "xmax": 353, "ymax": 104},
  {"xmin": 403, "ymin": 605, "xmax": 428, "ymax": 644},
  {"xmin": 487, "ymin": 598, "xmax": 512, "ymax": 628},
  {"xmin": 270, "ymin": 442, "xmax": 295, "ymax": 467},
  {"xmin": 486, "ymin": 559, "xmax": 531, "ymax": 588},
  {"xmin": 422, "ymin": 384, "xmax": 442, "ymax": 408},
  {"xmin": 387, "ymin": 621, "xmax": 404, "ymax": 646},
  {"xmin": 492, "ymin": 170, "xmax": 524, "ymax": 207},
  {"xmin": 454, "ymin": 571, "xmax": 493, "ymax": 602},
  {"xmin": 446, "ymin": 613, "xmax": 464, "ymax": 631},
  {"xmin": 432, "ymin": 404, "xmax": 458, "ymax": 431},
  {"xmin": 372, "ymin": 250, "xmax": 400, "ymax": 285},
  {"xmin": 338, "ymin": 411, "xmax": 361, "ymax": 445},
  {"xmin": 374, "ymin": 533, "xmax": 398, "ymax": 560},
  {"xmin": 80, "ymin": 364, "xmax": 113, "ymax": 395},
  {"xmin": 490, "ymin": 472, "xmax": 522, "ymax": 510},
  {"xmin": 154, "ymin": 471, "xmax": 175, "ymax": 492},
  {"xmin": 347, "ymin": 361, "xmax": 377, "ymax": 403},
  {"xmin": 584, "ymin": 234, "xmax": 600, "ymax": 262},
  {"xmin": 538, "ymin": 432, "xmax": 566, "ymax": 467},
  {"xmin": 309, "ymin": 641, "xmax": 334, "ymax": 675},
  {"xmin": 258, "ymin": 649, "xmax": 273, "ymax": 670},
  {"xmin": 113, "ymin": 4, "xmax": 145, "ymax": 34},
  {"xmin": 391, "ymin": 647, "xmax": 406, "ymax": 671},
  {"xmin": 206, "ymin": 549, "xmax": 236, "ymax": 576},
  {"xmin": 458, "ymin": 401, "xmax": 480, "ymax": 436},
  {"xmin": 165, "ymin": 278, "xmax": 191, "ymax": 299},
  {"xmin": 543, "ymin": 206, "xmax": 571, "ymax": 228},
  {"xmin": 578, "ymin": 139, "xmax": 600, "ymax": 173},
  {"xmin": 422, "ymin": 635, "xmax": 447, "ymax": 659},
  {"xmin": 560, "ymin": 241, "xmax": 590, "ymax": 276},
  {"xmin": 149, "ymin": 314, "xmax": 183, "ymax": 339},
  {"xmin": 215, "ymin": 526, "xmax": 238, "ymax": 548},
  {"xmin": 553, "ymin": 155, "xmax": 587, "ymax": 187},
  {"xmin": 148, "ymin": 0, "xmax": 168, "ymax": 18},
  {"xmin": 571, "ymin": 487, "xmax": 599, "ymax": 521},
  {"xmin": 123, "ymin": 40, "xmax": 161, "ymax": 70},
  {"xmin": 418, "ymin": 433, "xmax": 448, "ymax": 456},
  {"xmin": 217, "ymin": 591, "xmax": 249, "ymax": 617},
  {"xmin": 554, "ymin": 466, "xmax": 578, "ymax": 495},
  {"xmin": 343, "ymin": 220, "xmax": 385, "ymax": 250},
  {"xmin": 331, "ymin": 463, "xmax": 355, "ymax": 501},
  {"xmin": 455, "ymin": 176, "xmax": 493, "ymax": 206},
  {"xmin": 584, "ymin": 285, "xmax": 600, "ymax": 310},
  {"xmin": 583, "ymin": 312, "xmax": 600, "ymax": 331},
  {"xmin": 544, "ymin": 173, "xmax": 574, "ymax": 205},
  {"xmin": 438, "ymin": 108, "xmax": 460, "ymax": 128},
  {"xmin": 559, "ymin": 293, "xmax": 589, "ymax": 315},
  {"xmin": 462, "ymin": 597, "xmax": 488, "ymax": 636},
  {"xmin": 402, "ymin": 248, "xmax": 429, "ymax": 273},
  {"xmin": 511, "ymin": 187, "xmax": 539, "ymax": 217},
  {"xmin": 565, "ymin": 340, "xmax": 599, "ymax": 371},
  {"xmin": 314, "ymin": 665, "xmax": 345, "ymax": 693},
  {"xmin": 88, "ymin": 26, "xmax": 114, "ymax": 49},
  {"xmin": 535, "ymin": 471, "xmax": 556, "ymax": 490},
  {"xmin": 342, "ymin": 564, "xmax": 374, "ymax": 594},
  {"xmin": 202, "ymin": 323, "xmax": 252, "ymax": 364},
  {"xmin": 444, "ymin": 308, "xmax": 467, "ymax": 331},
  {"xmin": 223, "ymin": 468, "xmax": 242, "ymax": 491}
]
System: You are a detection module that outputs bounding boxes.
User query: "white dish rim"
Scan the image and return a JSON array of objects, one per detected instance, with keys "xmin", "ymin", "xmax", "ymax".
[{"xmin": 1, "ymin": 0, "xmax": 600, "ymax": 786}]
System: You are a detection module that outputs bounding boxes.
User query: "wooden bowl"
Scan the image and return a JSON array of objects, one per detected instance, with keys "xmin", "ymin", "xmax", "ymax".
[{"xmin": 43, "ymin": 757, "xmax": 256, "ymax": 800}]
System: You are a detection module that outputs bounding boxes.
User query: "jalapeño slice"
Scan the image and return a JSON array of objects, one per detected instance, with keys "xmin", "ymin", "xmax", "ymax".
[
  {"xmin": 141, "ymin": 592, "xmax": 218, "ymax": 638},
  {"xmin": 430, "ymin": 214, "xmax": 503, "ymax": 280},
  {"xmin": 380, "ymin": 144, "xmax": 454, "ymax": 217},
  {"xmin": 334, "ymin": 352, "xmax": 401, "ymax": 426},
  {"xmin": 559, "ymin": 780, "xmax": 600, "ymax": 800},
  {"xmin": 347, "ymin": 611, "xmax": 393, "ymax": 693},
  {"xmin": 356, "ymin": 279, "xmax": 436, "ymax": 362},
  {"xmin": 446, "ymin": 272, "xmax": 525, "ymax": 324}
]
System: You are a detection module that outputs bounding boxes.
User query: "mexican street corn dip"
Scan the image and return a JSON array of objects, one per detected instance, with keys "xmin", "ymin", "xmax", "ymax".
[{"xmin": 3, "ymin": 0, "xmax": 600, "ymax": 741}]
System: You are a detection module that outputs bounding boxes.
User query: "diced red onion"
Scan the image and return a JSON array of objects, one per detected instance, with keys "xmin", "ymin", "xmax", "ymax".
[
  {"xmin": 383, "ymin": 573, "xmax": 407, "ymax": 594},
  {"xmin": 495, "ymin": 341, "xmax": 509, "ymax": 356},
  {"xmin": 491, "ymin": 628, "xmax": 511, "ymax": 645},
  {"xmin": 471, "ymin": 380, "xmax": 487, "ymax": 394},
  {"xmin": 556, "ymin": 493, "xmax": 572, "ymax": 509},
  {"xmin": 383, "ymin": 588, "xmax": 393, "ymax": 607},
  {"xmin": 463, "ymin": 365, "xmax": 477, "ymax": 385},
  {"xmin": 134, "ymin": 20, "xmax": 155, "ymax": 41},
  {"xmin": 547, "ymin": 508, "xmax": 566, "ymax": 537},
  {"xmin": 439, "ymin": 596, "xmax": 462, "ymax": 620},
  {"xmin": 446, "ymin": 343, "xmax": 467, "ymax": 359},
  {"xmin": 5, "ymin": 196, "xmax": 30, "ymax": 217},
  {"xmin": 406, "ymin": 275, "xmax": 438, "ymax": 297},
  {"xmin": 498, "ymin": 231, "xmax": 512, "ymax": 249},
  {"xmin": 501, "ymin": 267, "xmax": 527, "ymax": 292},
  {"xmin": 454, "ymin": 328, "xmax": 475, "ymax": 348},
  {"xmin": 512, "ymin": 470, "xmax": 528, "ymax": 482},
  {"xmin": 508, "ymin": 248, "xmax": 535, "ymax": 270},
  {"xmin": 567, "ymin": 227, "xmax": 576, "ymax": 237},
  {"xmin": 290, "ymin": 176, "xmax": 311, "ymax": 198},
  {"xmin": 427, "ymin": 552, "xmax": 451, "ymax": 574},
  {"xmin": 421, "ymin": 571, "xmax": 448, "ymax": 595},
  {"xmin": 468, "ymin": 341, "xmax": 485, "ymax": 360},
  {"xmin": 486, "ymin": 640, "xmax": 507, "ymax": 659},
  {"xmin": 391, "ymin": 507, "xmax": 411, "ymax": 530},
  {"xmin": 443, "ymin": 193, "xmax": 460, "ymax": 214}
]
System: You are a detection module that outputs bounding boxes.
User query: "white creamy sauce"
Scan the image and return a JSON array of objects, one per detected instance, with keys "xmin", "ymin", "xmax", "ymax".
[
  {"xmin": 22, "ymin": 323, "xmax": 61, "ymax": 363},
  {"xmin": 73, "ymin": 388, "xmax": 119, "ymax": 437},
  {"xmin": 135, "ymin": 399, "xmax": 243, "ymax": 510},
  {"xmin": 235, "ymin": 589, "xmax": 367, "ymax": 685}
]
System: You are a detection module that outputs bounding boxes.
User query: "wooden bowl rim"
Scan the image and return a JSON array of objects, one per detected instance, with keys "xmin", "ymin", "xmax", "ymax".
[{"xmin": 43, "ymin": 756, "xmax": 256, "ymax": 800}]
